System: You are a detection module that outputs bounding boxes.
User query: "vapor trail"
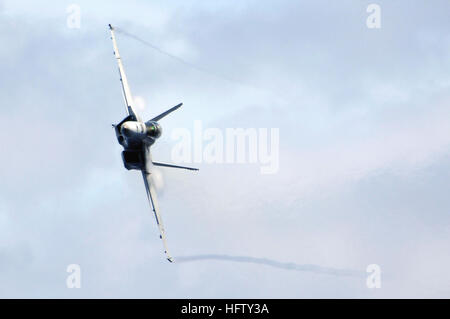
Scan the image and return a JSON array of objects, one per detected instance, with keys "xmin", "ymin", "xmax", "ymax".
[
  {"xmin": 114, "ymin": 27, "xmax": 265, "ymax": 91},
  {"xmin": 176, "ymin": 254, "xmax": 363, "ymax": 277}
]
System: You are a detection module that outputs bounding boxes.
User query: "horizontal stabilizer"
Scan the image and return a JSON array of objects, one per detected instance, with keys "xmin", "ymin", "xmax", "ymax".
[
  {"xmin": 152, "ymin": 161, "xmax": 199, "ymax": 171},
  {"xmin": 151, "ymin": 103, "xmax": 182, "ymax": 122}
]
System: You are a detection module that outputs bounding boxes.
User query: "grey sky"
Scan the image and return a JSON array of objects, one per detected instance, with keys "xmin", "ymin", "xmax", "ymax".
[{"xmin": 0, "ymin": 0, "xmax": 450, "ymax": 298}]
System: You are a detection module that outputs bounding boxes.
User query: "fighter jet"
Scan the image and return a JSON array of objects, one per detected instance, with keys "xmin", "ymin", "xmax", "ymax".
[{"xmin": 108, "ymin": 24, "xmax": 198, "ymax": 262}]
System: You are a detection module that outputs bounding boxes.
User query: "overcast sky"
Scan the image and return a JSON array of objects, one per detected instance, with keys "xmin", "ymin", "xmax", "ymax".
[{"xmin": 1, "ymin": 0, "xmax": 450, "ymax": 298}]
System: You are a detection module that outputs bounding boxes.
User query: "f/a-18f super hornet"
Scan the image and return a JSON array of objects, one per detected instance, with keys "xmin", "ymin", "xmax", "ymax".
[{"xmin": 108, "ymin": 24, "xmax": 198, "ymax": 262}]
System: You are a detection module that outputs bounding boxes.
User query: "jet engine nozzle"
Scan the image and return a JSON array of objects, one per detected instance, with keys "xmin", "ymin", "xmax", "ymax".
[
  {"xmin": 145, "ymin": 121, "xmax": 162, "ymax": 138},
  {"xmin": 120, "ymin": 120, "xmax": 162, "ymax": 139},
  {"xmin": 120, "ymin": 121, "xmax": 146, "ymax": 137}
]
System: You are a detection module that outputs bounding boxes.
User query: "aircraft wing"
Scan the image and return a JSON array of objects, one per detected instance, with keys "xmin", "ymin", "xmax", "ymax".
[
  {"xmin": 141, "ymin": 171, "xmax": 173, "ymax": 262},
  {"xmin": 109, "ymin": 24, "xmax": 141, "ymax": 122},
  {"xmin": 141, "ymin": 145, "xmax": 173, "ymax": 262}
]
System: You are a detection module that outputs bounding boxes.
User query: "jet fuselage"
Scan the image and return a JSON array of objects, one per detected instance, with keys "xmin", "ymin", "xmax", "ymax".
[{"xmin": 114, "ymin": 118, "xmax": 162, "ymax": 170}]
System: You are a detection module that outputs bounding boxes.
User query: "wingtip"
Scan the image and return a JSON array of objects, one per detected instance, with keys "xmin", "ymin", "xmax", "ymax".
[{"xmin": 164, "ymin": 249, "xmax": 174, "ymax": 263}]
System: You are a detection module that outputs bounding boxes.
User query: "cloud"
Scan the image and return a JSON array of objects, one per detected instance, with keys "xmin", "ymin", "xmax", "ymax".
[{"xmin": 0, "ymin": 0, "xmax": 449, "ymax": 298}]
